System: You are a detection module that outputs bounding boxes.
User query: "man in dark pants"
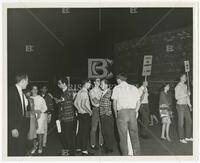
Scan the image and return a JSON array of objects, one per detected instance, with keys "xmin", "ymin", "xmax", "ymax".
[
  {"xmin": 175, "ymin": 73, "xmax": 193, "ymax": 144},
  {"xmin": 112, "ymin": 73, "xmax": 141, "ymax": 156},
  {"xmin": 74, "ymin": 79, "xmax": 93, "ymax": 156},
  {"xmin": 57, "ymin": 78, "xmax": 76, "ymax": 156},
  {"xmin": 99, "ymin": 79, "xmax": 114, "ymax": 154},
  {"xmin": 138, "ymin": 80, "xmax": 150, "ymax": 139},
  {"xmin": 8, "ymin": 73, "xmax": 29, "ymax": 156}
]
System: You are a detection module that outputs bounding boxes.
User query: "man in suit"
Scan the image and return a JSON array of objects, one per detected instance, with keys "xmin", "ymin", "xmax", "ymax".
[{"xmin": 8, "ymin": 73, "xmax": 29, "ymax": 156}]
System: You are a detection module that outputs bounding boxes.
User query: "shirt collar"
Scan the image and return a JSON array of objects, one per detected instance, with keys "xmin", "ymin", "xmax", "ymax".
[
  {"xmin": 119, "ymin": 81, "xmax": 128, "ymax": 86},
  {"xmin": 15, "ymin": 84, "xmax": 22, "ymax": 93},
  {"xmin": 63, "ymin": 87, "xmax": 68, "ymax": 92},
  {"xmin": 82, "ymin": 87, "xmax": 88, "ymax": 92}
]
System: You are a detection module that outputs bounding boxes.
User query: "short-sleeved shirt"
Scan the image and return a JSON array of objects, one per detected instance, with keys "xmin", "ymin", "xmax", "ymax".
[
  {"xmin": 111, "ymin": 81, "xmax": 140, "ymax": 110},
  {"xmin": 74, "ymin": 88, "xmax": 91, "ymax": 114},
  {"xmin": 89, "ymin": 87, "xmax": 102, "ymax": 107}
]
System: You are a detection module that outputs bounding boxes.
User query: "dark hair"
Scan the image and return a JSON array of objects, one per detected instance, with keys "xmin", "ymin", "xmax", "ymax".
[
  {"xmin": 15, "ymin": 73, "xmax": 28, "ymax": 84},
  {"xmin": 101, "ymin": 79, "xmax": 109, "ymax": 85},
  {"xmin": 31, "ymin": 85, "xmax": 38, "ymax": 90},
  {"xmin": 180, "ymin": 73, "xmax": 186, "ymax": 79},
  {"xmin": 81, "ymin": 79, "xmax": 91, "ymax": 86},
  {"xmin": 58, "ymin": 77, "xmax": 69, "ymax": 86},
  {"xmin": 116, "ymin": 73, "xmax": 127, "ymax": 81},
  {"xmin": 161, "ymin": 83, "xmax": 170, "ymax": 91},
  {"xmin": 41, "ymin": 85, "xmax": 48, "ymax": 89},
  {"xmin": 23, "ymin": 88, "xmax": 31, "ymax": 94}
]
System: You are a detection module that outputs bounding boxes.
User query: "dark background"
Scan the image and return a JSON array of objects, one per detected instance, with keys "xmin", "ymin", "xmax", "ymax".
[{"xmin": 7, "ymin": 8, "xmax": 193, "ymax": 86}]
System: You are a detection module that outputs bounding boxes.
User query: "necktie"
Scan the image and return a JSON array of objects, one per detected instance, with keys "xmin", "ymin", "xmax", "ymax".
[{"xmin": 22, "ymin": 93, "xmax": 26, "ymax": 116}]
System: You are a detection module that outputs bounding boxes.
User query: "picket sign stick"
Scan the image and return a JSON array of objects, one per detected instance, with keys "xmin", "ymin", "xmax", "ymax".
[{"xmin": 186, "ymin": 72, "xmax": 190, "ymax": 93}]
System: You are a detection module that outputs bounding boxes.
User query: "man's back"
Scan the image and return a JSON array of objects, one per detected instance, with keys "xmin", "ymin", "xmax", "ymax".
[{"xmin": 112, "ymin": 81, "xmax": 140, "ymax": 110}]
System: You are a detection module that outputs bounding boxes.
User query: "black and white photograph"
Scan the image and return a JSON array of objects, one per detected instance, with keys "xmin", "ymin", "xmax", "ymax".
[{"xmin": 1, "ymin": 0, "xmax": 199, "ymax": 161}]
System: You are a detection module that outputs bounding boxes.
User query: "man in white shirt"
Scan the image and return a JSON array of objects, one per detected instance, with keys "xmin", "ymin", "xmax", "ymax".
[
  {"xmin": 112, "ymin": 73, "xmax": 141, "ymax": 156},
  {"xmin": 175, "ymin": 73, "xmax": 192, "ymax": 144},
  {"xmin": 74, "ymin": 79, "xmax": 94, "ymax": 156},
  {"xmin": 138, "ymin": 80, "xmax": 150, "ymax": 139},
  {"xmin": 89, "ymin": 78, "xmax": 103, "ymax": 150}
]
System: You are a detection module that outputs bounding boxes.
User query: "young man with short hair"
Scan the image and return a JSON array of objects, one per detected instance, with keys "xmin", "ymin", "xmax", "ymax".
[
  {"xmin": 57, "ymin": 78, "xmax": 76, "ymax": 156},
  {"xmin": 175, "ymin": 73, "xmax": 192, "ymax": 144},
  {"xmin": 112, "ymin": 73, "xmax": 141, "ymax": 156}
]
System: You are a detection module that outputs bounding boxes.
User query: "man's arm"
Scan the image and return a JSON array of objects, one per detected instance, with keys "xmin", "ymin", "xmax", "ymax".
[{"xmin": 8, "ymin": 88, "xmax": 19, "ymax": 138}]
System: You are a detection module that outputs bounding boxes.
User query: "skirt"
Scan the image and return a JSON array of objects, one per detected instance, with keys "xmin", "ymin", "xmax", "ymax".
[
  {"xmin": 27, "ymin": 113, "xmax": 38, "ymax": 140},
  {"xmin": 36, "ymin": 113, "xmax": 47, "ymax": 134}
]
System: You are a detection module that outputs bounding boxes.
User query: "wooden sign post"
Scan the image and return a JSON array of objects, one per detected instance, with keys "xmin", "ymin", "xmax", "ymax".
[
  {"xmin": 142, "ymin": 55, "xmax": 153, "ymax": 81},
  {"xmin": 184, "ymin": 60, "xmax": 190, "ymax": 92}
]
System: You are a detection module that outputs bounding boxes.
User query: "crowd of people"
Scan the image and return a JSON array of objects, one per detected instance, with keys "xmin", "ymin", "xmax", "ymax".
[{"xmin": 8, "ymin": 72, "xmax": 193, "ymax": 156}]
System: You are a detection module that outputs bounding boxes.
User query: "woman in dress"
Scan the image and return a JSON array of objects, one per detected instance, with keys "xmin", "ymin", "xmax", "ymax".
[
  {"xmin": 30, "ymin": 86, "xmax": 47, "ymax": 154},
  {"xmin": 159, "ymin": 83, "xmax": 172, "ymax": 142},
  {"xmin": 24, "ymin": 89, "xmax": 38, "ymax": 155}
]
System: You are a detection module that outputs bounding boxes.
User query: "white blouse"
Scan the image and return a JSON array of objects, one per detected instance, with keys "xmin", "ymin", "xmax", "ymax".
[{"xmin": 31, "ymin": 95, "xmax": 47, "ymax": 113}]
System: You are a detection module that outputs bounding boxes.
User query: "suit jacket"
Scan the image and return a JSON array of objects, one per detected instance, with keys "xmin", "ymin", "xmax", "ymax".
[{"xmin": 8, "ymin": 86, "xmax": 24, "ymax": 133}]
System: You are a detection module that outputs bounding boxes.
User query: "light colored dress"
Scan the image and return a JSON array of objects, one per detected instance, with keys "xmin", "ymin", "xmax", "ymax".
[{"xmin": 31, "ymin": 95, "xmax": 47, "ymax": 134}]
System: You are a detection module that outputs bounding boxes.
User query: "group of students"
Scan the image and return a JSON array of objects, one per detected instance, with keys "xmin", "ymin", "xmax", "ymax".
[{"xmin": 8, "ymin": 72, "xmax": 193, "ymax": 156}]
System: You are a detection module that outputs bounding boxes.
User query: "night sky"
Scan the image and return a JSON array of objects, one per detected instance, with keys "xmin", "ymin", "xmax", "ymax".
[{"xmin": 7, "ymin": 8, "xmax": 192, "ymax": 85}]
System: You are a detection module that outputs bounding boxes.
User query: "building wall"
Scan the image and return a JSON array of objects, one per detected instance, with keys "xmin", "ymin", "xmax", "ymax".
[{"xmin": 113, "ymin": 26, "xmax": 193, "ymax": 92}]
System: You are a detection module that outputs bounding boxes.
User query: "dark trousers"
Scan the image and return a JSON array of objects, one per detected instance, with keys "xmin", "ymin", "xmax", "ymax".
[
  {"xmin": 117, "ymin": 109, "xmax": 140, "ymax": 156},
  {"xmin": 76, "ymin": 113, "xmax": 91, "ymax": 151},
  {"xmin": 176, "ymin": 104, "xmax": 192, "ymax": 139},
  {"xmin": 139, "ymin": 104, "xmax": 150, "ymax": 136},
  {"xmin": 60, "ymin": 120, "xmax": 76, "ymax": 152},
  {"xmin": 100, "ymin": 115, "xmax": 114, "ymax": 150},
  {"xmin": 8, "ymin": 118, "xmax": 29, "ymax": 156}
]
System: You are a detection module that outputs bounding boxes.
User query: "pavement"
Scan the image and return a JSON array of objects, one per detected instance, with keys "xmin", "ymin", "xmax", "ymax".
[{"xmin": 35, "ymin": 121, "xmax": 193, "ymax": 156}]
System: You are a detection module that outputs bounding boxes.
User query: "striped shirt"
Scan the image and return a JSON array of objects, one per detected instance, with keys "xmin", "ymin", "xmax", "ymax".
[{"xmin": 99, "ymin": 89, "xmax": 112, "ymax": 117}]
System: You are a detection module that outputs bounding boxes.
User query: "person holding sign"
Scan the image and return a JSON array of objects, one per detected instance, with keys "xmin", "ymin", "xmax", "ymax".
[
  {"xmin": 175, "ymin": 73, "xmax": 192, "ymax": 144},
  {"xmin": 138, "ymin": 80, "xmax": 150, "ymax": 139}
]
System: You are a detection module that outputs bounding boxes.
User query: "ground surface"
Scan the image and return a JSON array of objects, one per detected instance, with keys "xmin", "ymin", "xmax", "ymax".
[{"xmin": 39, "ymin": 121, "xmax": 193, "ymax": 156}]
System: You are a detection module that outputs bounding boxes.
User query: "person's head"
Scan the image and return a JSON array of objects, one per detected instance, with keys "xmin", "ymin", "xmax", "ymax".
[
  {"xmin": 100, "ymin": 79, "xmax": 109, "ymax": 91},
  {"xmin": 15, "ymin": 73, "xmax": 29, "ymax": 90},
  {"xmin": 31, "ymin": 85, "xmax": 38, "ymax": 96},
  {"xmin": 94, "ymin": 78, "xmax": 101, "ymax": 87},
  {"xmin": 116, "ymin": 73, "xmax": 127, "ymax": 85},
  {"xmin": 41, "ymin": 85, "xmax": 48, "ymax": 94},
  {"xmin": 142, "ymin": 80, "xmax": 148, "ymax": 87},
  {"xmin": 24, "ymin": 88, "xmax": 31, "ymax": 98},
  {"xmin": 82, "ymin": 79, "xmax": 91, "ymax": 90},
  {"xmin": 57, "ymin": 78, "xmax": 68, "ymax": 90},
  {"xmin": 180, "ymin": 73, "xmax": 187, "ymax": 83},
  {"xmin": 162, "ymin": 83, "xmax": 170, "ymax": 92}
]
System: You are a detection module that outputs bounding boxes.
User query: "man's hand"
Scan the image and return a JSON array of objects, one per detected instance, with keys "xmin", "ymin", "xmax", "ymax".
[
  {"xmin": 11, "ymin": 129, "xmax": 19, "ymax": 138},
  {"xmin": 187, "ymin": 90, "xmax": 191, "ymax": 96},
  {"xmin": 188, "ymin": 104, "xmax": 192, "ymax": 111}
]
